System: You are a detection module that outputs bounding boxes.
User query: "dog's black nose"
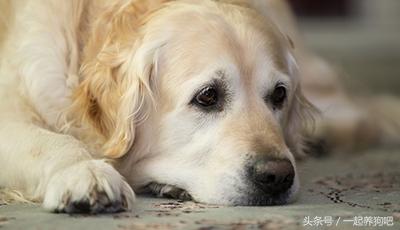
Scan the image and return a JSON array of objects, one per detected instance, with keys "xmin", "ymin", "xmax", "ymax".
[{"xmin": 250, "ymin": 158, "xmax": 295, "ymax": 195}]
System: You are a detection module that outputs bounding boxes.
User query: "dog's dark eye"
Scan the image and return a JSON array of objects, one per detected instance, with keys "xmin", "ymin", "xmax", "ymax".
[
  {"xmin": 194, "ymin": 87, "xmax": 218, "ymax": 107},
  {"xmin": 271, "ymin": 85, "xmax": 287, "ymax": 109}
]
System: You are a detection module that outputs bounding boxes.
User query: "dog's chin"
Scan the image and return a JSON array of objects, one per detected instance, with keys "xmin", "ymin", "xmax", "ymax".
[
  {"xmin": 233, "ymin": 188, "xmax": 295, "ymax": 206},
  {"xmin": 141, "ymin": 181, "xmax": 298, "ymax": 206},
  {"xmin": 236, "ymin": 178, "xmax": 299, "ymax": 206}
]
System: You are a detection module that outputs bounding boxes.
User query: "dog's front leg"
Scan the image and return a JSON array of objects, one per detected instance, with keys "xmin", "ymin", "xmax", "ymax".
[{"xmin": 0, "ymin": 122, "xmax": 135, "ymax": 213}]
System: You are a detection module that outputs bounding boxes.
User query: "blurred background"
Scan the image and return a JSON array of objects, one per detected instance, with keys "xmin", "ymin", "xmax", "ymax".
[{"xmin": 288, "ymin": 0, "xmax": 400, "ymax": 96}]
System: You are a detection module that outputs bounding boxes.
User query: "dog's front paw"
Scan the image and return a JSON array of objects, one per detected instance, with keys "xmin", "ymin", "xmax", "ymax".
[{"xmin": 43, "ymin": 160, "xmax": 135, "ymax": 214}]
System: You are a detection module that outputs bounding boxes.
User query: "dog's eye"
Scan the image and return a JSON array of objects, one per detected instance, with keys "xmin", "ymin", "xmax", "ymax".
[
  {"xmin": 270, "ymin": 85, "xmax": 287, "ymax": 109},
  {"xmin": 194, "ymin": 87, "xmax": 218, "ymax": 108}
]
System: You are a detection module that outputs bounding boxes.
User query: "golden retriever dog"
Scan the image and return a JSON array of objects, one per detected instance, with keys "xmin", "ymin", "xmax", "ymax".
[{"xmin": 0, "ymin": 0, "xmax": 398, "ymax": 213}]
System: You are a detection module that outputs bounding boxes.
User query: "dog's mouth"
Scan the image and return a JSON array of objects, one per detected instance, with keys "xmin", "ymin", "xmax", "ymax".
[
  {"xmin": 142, "ymin": 182, "xmax": 193, "ymax": 201},
  {"xmin": 141, "ymin": 182, "xmax": 294, "ymax": 206}
]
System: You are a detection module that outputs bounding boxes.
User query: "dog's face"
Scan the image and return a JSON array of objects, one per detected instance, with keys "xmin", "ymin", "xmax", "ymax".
[{"xmin": 74, "ymin": 1, "xmax": 312, "ymax": 206}]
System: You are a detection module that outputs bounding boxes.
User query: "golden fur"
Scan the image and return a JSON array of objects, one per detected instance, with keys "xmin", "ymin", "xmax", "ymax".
[
  {"xmin": 0, "ymin": 0, "xmax": 398, "ymax": 213},
  {"xmin": 64, "ymin": 0, "xmax": 314, "ymax": 159}
]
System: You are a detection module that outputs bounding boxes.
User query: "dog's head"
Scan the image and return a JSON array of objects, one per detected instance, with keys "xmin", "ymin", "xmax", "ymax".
[{"xmin": 71, "ymin": 0, "xmax": 314, "ymax": 206}]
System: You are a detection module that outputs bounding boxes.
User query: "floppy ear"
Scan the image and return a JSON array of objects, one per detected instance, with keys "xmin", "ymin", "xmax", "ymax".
[
  {"xmin": 283, "ymin": 52, "xmax": 317, "ymax": 158},
  {"xmin": 68, "ymin": 1, "xmax": 165, "ymax": 158},
  {"xmin": 285, "ymin": 87, "xmax": 316, "ymax": 158}
]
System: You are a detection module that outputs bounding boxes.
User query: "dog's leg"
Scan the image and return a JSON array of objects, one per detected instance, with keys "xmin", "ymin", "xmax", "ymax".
[{"xmin": 0, "ymin": 122, "xmax": 135, "ymax": 213}]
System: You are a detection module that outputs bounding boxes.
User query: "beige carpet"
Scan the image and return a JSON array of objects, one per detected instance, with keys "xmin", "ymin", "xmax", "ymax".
[{"xmin": 1, "ymin": 149, "xmax": 399, "ymax": 230}]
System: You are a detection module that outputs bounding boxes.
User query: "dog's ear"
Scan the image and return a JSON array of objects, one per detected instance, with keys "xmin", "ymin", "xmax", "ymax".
[
  {"xmin": 283, "ymin": 52, "xmax": 317, "ymax": 158},
  {"xmin": 285, "ymin": 87, "xmax": 316, "ymax": 158},
  {"xmin": 69, "ymin": 1, "xmax": 168, "ymax": 158}
]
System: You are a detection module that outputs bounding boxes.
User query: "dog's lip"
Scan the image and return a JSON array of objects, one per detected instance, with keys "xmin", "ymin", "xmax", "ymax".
[
  {"xmin": 141, "ymin": 180, "xmax": 296, "ymax": 206},
  {"xmin": 143, "ymin": 182, "xmax": 193, "ymax": 201}
]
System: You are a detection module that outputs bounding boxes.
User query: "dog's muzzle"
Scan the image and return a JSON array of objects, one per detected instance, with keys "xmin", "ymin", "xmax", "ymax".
[{"xmin": 143, "ymin": 157, "xmax": 297, "ymax": 206}]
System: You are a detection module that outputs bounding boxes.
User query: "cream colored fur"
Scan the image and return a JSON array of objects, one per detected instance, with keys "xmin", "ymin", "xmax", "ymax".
[{"xmin": 0, "ymin": 0, "xmax": 396, "ymax": 213}]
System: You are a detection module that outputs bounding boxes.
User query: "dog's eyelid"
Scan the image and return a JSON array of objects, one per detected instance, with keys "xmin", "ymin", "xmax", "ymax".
[
  {"xmin": 275, "ymin": 81, "xmax": 289, "ymax": 89},
  {"xmin": 264, "ymin": 81, "xmax": 289, "ymax": 95},
  {"xmin": 191, "ymin": 78, "xmax": 228, "ymax": 99},
  {"xmin": 263, "ymin": 81, "xmax": 290, "ymax": 110},
  {"xmin": 189, "ymin": 79, "xmax": 229, "ymax": 112}
]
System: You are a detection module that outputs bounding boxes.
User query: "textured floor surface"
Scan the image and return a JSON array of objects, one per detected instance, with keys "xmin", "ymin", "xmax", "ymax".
[{"xmin": 1, "ymin": 149, "xmax": 399, "ymax": 230}]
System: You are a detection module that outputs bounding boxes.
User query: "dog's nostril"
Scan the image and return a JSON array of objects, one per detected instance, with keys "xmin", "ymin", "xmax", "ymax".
[
  {"xmin": 251, "ymin": 158, "xmax": 295, "ymax": 195},
  {"xmin": 265, "ymin": 174, "xmax": 276, "ymax": 184}
]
